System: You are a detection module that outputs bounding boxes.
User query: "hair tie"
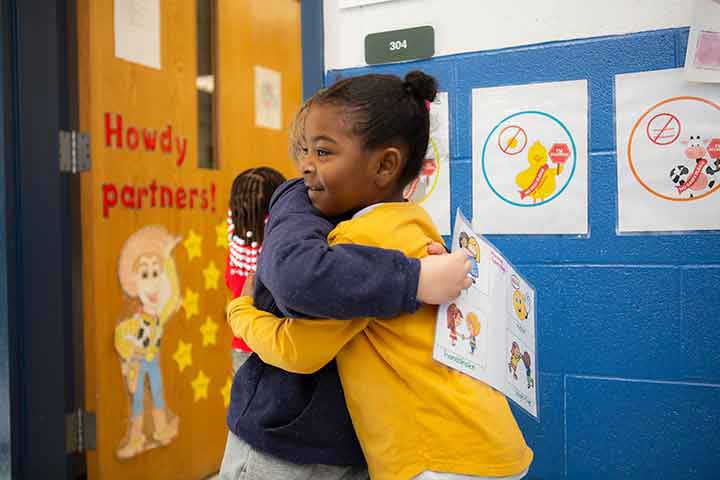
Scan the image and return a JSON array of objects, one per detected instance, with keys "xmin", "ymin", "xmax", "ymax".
[{"xmin": 424, "ymin": 100, "xmax": 431, "ymax": 112}]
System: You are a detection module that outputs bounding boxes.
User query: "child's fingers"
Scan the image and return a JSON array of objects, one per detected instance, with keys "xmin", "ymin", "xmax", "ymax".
[{"xmin": 426, "ymin": 242, "xmax": 447, "ymax": 256}]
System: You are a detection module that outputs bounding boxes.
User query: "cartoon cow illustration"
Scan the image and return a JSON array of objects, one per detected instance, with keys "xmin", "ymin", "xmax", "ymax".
[{"xmin": 670, "ymin": 136, "xmax": 717, "ymax": 198}]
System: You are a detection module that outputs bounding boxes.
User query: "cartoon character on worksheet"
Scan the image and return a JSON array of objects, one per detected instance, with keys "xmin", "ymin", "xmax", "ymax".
[
  {"xmin": 508, "ymin": 341, "xmax": 534, "ymax": 390},
  {"xmin": 458, "ymin": 232, "xmax": 489, "ymax": 294},
  {"xmin": 447, "ymin": 303, "xmax": 463, "ymax": 347},
  {"xmin": 447, "ymin": 303, "xmax": 484, "ymax": 357},
  {"xmin": 507, "ymin": 274, "xmax": 534, "ymax": 338},
  {"xmin": 462, "ymin": 312, "xmax": 481, "ymax": 355}
]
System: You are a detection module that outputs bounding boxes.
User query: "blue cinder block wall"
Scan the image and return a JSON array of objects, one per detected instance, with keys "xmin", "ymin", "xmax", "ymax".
[{"xmin": 326, "ymin": 28, "xmax": 720, "ymax": 479}]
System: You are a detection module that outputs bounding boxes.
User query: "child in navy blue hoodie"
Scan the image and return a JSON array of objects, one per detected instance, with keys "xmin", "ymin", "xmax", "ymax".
[{"xmin": 220, "ymin": 99, "xmax": 470, "ymax": 480}]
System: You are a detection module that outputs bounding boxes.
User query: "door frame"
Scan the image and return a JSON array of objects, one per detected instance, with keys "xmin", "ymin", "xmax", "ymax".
[
  {"xmin": 300, "ymin": 0, "xmax": 325, "ymax": 99},
  {"xmin": 0, "ymin": 1, "xmax": 324, "ymax": 477},
  {"xmin": 2, "ymin": 0, "xmax": 83, "ymax": 477}
]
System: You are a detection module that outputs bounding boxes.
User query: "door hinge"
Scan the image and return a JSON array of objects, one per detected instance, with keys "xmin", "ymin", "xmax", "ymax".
[
  {"xmin": 59, "ymin": 130, "xmax": 91, "ymax": 173},
  {"xmin": 66, "ymin": 409, "xmax": 96, "ymax": 454}
]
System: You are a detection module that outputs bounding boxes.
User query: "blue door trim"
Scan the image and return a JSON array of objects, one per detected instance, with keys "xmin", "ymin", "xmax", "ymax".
[{"xmin": 300, "ymin": 0, "xmax": 325, "ymax": 99}]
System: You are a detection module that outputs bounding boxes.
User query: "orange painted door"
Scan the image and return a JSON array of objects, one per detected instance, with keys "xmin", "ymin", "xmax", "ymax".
[{"xmin": 76, "ymin": 1, "xmax": 301, "ymax": 478}]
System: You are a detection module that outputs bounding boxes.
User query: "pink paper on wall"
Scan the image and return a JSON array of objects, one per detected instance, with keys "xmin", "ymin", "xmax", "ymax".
[{"xmin": 694, "ymin": 31, "xmax": 720, "ymax": 69}]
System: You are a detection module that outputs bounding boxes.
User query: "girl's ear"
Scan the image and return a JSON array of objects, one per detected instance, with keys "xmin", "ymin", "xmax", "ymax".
[{"xmin": 372, "ymin": 146, "xmax": 404, "ymax": 188}]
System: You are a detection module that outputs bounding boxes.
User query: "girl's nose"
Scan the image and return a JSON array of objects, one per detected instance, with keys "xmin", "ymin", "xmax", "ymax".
[{"xmin": 302, "ymin": 157, "xmax": 316, "ymax": 175}]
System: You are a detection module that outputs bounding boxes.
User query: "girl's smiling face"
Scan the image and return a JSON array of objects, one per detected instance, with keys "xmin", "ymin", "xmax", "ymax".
[{"xmin": 299, "ymin": 103, "xmax": 403, "ymax": 217}]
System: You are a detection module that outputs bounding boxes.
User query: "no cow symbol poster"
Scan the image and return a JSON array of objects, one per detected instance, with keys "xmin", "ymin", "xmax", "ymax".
[{"xmin": 616, "ymin": 68, "xmax": 720, "ymax": 232}]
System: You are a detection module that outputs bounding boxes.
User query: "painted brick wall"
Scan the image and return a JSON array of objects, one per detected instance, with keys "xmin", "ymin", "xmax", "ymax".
[{"xmin": 326, "ymin": 28, "xmax": 720, "ymax": 479}]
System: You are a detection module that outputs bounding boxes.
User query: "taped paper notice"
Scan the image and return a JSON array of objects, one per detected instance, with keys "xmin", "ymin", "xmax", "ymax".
[
  {"xmin": 616, "ymin": 69, "xmax": 720, "ymax": 232},
  {"xmin": 472, "ymin": 80, "xmax": 588, "ymax": 234},
  {"xmin": 114, "ymin": 0, "xmax": 161, "ymax": 70}
]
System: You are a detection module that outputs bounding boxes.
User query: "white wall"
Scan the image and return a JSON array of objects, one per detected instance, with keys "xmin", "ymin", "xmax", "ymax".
[{"xmin": 324, "ymin": 0, "xmax": 692, "ymax": 70}]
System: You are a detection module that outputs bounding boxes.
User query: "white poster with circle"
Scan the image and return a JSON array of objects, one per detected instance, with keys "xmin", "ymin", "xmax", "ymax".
[
  {"xmin": 472, "ymin": 80, "xmax": 589, "ymax": 234},
  {"xmin": 616, "ymin": 68, "xmax": 720, "ymax": 232},
  {"xmin": 404, "ymin": 92, "xmax": 451, "ymax": 235}
]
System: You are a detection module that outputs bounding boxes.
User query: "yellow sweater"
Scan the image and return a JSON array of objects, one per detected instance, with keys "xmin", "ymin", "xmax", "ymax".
[{"xmin": 228, "ymin": 203, "xmax": 533, "ymax": 480}]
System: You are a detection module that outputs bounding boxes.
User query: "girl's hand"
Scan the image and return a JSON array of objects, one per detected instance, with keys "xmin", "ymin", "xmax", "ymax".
[
  {"xmin": 241, "ymin": 273, "xmax": 256, "ymax": 298},
  {"xmin": 417, "ymin": 249, "xmax": 472, "ymax": 304},
  {"xmin": 426, "ymin": 241, "xmax": 447, "ymax": 256}
]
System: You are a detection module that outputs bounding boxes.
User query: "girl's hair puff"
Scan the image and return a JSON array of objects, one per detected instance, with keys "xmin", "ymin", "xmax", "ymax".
[
  {"xmin": 314, "ymin": 71, "xmax": 438, "ymax": 187},
  {"xmin": 229, "ymin": 167, "xmax": 286, "ymax": 244}
]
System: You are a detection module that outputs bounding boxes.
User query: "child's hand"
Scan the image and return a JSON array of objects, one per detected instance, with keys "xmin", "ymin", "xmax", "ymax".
[
  {"xmin": 426, "ymin": 241, "xmax": 447, "ymax": 256},
  {"xmin": 241, "ymin": 273, "xmax": 256, "ymax": 298},
  {"xmin": 417, "ymin": 250, "xmax": 472, "ymax": 304}
]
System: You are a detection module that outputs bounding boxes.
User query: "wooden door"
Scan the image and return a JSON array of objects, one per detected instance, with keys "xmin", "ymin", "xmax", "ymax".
[{"xmin": 76, "ymin": 1, "xmax": 301, "ymax": 478}]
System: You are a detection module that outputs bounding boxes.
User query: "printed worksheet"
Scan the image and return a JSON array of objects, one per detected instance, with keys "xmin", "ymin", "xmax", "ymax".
[{"xmin": 432, "ymin": 210, "xmax": 539, "ymax": 418}]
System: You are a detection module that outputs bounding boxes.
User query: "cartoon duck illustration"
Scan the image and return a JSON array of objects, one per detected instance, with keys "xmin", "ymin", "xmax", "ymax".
[{"xmin": 515, "ymin": 140, "xmax": 560, "ymax": 203}]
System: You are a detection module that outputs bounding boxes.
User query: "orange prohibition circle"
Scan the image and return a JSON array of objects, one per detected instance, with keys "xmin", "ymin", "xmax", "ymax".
[{"xmin": 628, "ymin": 96, "xmax": 720, "ymax": 202}]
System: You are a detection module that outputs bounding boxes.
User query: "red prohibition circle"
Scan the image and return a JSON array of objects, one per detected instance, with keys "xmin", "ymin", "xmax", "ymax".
[
  {"xmin": 629, "ymin": 96, "xmax": 720, "ymax": 202},
  {"xmin": 645, "ymin": 112, "xmax": 681, "ymax": 146},
  {"xmin": 498, "ymin": 125, "xmax": 527, "ymax": 155}
]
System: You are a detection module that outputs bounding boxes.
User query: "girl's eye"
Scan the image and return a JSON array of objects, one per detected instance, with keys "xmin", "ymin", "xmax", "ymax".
[
  {"xmin": 142, "ymin": 272, "xmax": 148, "ymax": 279},
  {"xmin": 300, "ymin": 146, "xmax": 309, "ymax": 155},
  {"xmin": 152, "ymin": 270, "xmax": 159, "ymax": 278}
]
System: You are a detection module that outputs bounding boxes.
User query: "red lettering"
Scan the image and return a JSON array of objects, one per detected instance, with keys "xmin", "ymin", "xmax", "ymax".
[
  {"xmin": 176, "ymin": 137, "xmax": 188, "ymax": 166},
  {"xmin": 176, "ymin": 187, "xmax": 187, "ymax": 209},
  {"xmin": 101, "ymin": 181, "xmax": 221, "ymax": 214},
  {"xmin": 127, "ymin": 127, "xmax": 139, "ymax": 150},
  {"xmin": 149, "ymin": 180, "xmax": 158, "ymax": 207},
  {"xmin": 121, "ymin": 185, "xmax": 136, "ymax": 208},
  {"xmin": 160, "ymin": 186, "xmax": 173, "ymax": 208},
  {"xmin": 138, "ymin": 187, "xmax": 149, "ymax": 209},
  {"xmin": 102, "ymin": 184, "xmax": 118, "ymax": 218},
  {"xmin": 143, "ymin": 129, "xmax": 158, "ymax": 151},
  {"xmin": 160, "ymin": 125, "xmax": 173, "ymax": 153},
  {"xmin": 104, "ymin": 113, "xmax": 123, "ymax": 148}
]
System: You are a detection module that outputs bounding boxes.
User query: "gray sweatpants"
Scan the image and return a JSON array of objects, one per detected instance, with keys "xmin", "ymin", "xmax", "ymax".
[{"xmin": 219, "ymin": 431, "xmax": 369, "ymax": 480}]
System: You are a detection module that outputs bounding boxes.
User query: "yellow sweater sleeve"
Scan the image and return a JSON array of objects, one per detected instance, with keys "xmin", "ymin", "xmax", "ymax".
[{"xmin": 227, "ymin": 296, "xmax": 369, "ymax": 374}]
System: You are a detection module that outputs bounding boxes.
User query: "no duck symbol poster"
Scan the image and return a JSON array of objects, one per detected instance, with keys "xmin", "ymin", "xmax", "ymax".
[{"xmin": 472, "ymin": 80, "xmax": 589, "ymax": 235}]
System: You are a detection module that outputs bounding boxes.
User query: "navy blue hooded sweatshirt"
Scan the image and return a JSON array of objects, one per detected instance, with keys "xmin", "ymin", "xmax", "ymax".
[{"xmin": 227, "ymin": 179, "xmax": 421, "ymax": 466}]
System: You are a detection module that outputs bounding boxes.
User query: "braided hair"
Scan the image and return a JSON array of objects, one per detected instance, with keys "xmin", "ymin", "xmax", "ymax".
[{"xmin": 229, "ymin": 167, "xmax": 286, "ymax": 244}]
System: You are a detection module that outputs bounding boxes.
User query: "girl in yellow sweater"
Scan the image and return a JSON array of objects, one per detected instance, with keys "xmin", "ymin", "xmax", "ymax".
[{"xmin": 228, "ymin": 71, "xmax": 532, "ymax": 480}]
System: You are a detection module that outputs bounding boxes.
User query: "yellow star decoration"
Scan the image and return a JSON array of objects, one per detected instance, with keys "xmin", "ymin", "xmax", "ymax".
[
  {"xmin": 191, "ymin": 370, "xmax": 210, "ymax": 402},
  {"xmin": 200, "ymin": 316, "xmax": 219, "ymax": 347},
  {"xmin": 221, "ymin": 376, "xmax": 232, "ymax": 407},
  {"xmin": 182, "ymin": 288, "xmax": 199, "ymax": 320},
  {"xmin": 216, "ymin": 221, "xmax": 229, "ymax": 249},
  {"xmin": 173, "ymin": 340, "xmax": 193, "ymax": 373},
  {"xmin": 183, "ymin": 229, "xmax": 203, "ymax": 261},
  {"xmin": 202, "ymin": 260, "xmax": 220, "ymax": 291}
]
